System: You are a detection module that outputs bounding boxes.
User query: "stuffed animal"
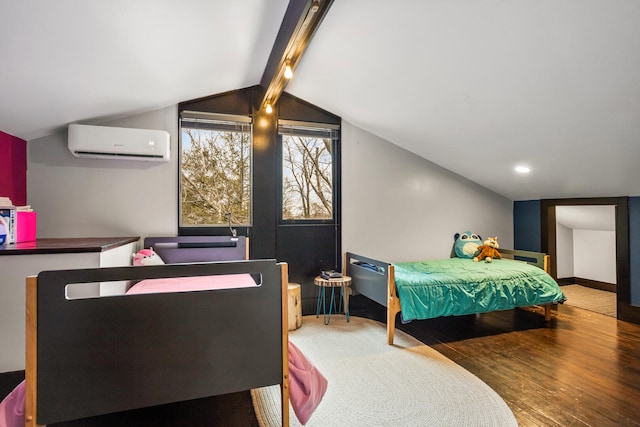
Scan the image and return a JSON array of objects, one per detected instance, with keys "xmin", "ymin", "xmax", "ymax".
[
  {"xmin": 473, "ymin": 237, "xmax": 501, "ymax": 263},
  {"xmin": 454, "ymin": 231, "xmax": 483, "ymax": 259},
  {"xmin": 132, "ymin": 248, "xmax": 165, "ymax": 266}
]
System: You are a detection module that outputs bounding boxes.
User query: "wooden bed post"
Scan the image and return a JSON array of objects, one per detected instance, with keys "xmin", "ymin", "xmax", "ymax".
[
  {"xmin": 25, "ymin": 275, "xmax": 45, "ymax": 427},
  {"xmin": 542, "ymin": 255, "xmax": 555, "ymax": 320},
  {"xmin": 280, "ymin": 263, "xmax": 290, "ymax": 427},
  {"xmin": 343, "ymin": 252, "xmax": 347, "ymax": 276},
  {"xmin": 386, "ymin": 265, "xmax": 401, "ymax": 345},
  {"xmin": 543, "ymin": 254, "xmax": 550, "ymax": 274}
]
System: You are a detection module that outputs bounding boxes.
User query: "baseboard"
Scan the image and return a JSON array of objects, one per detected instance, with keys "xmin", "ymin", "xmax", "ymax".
[
  {"xmin": 0, "ymin": 370, "xmax": 24, "ymax": 400},
  {"xmin": 558, "ymin": 277, "xmax": 616, "ymax": 293},
  {"xmin": 619, "ymin": 303, "xmax": 640, "ymax": 325},
  {"xmin": 575, "ymin": 277, "xmax": 616, "ymax": 292}
]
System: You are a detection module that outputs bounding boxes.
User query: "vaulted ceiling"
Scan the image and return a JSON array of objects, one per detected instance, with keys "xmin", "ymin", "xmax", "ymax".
[{"xmin": 1, "ymin": 0, "xmax": 639, "ymax": 201}]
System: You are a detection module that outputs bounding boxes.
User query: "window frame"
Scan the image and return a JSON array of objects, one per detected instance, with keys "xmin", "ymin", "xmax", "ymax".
[
  {"xmin": 277, "ymin": 120, "xmax": 340, "ymax": 225},
  {"xmin": 178, "ymin": 111, "xmax": 253, "ymax": 233}
]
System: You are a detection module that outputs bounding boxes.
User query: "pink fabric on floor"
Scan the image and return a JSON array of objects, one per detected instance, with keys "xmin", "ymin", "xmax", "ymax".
[
  {"xmin": 0, "ymin": 380, "xmax": 25, "ymax": 427},
  {"xmin": 288, "ymin": 341, "xmax": 328, "ymax": 425}
]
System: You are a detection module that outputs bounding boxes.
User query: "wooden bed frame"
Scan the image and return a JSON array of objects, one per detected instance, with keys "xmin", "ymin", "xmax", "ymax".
[
  {"xmin": 24, "ymin": 236, "xmax": 290, "ymax": 426},
  {"xmin": 345, "ymin": 249, "xmax": 555, "ymax": 345}
]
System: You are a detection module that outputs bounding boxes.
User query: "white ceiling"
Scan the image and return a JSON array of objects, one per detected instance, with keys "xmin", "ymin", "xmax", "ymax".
[
  {"xmin": 1, "ymin": 0, "xmax": 639, "ymax": 201},
  {"xmin": 556, "ymin": 205, "xmax": 615, "ymax": 231},
  {"xmin": 0, "ymin": 0, "xmax": 289, "ymax": 139}
]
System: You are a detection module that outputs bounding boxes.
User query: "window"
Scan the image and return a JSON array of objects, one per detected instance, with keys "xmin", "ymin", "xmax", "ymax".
[
  {"xmin": 179, "ymin": 111, "xmax": 252, "ymax": 228},
  {"xmin": 278, "ymin": 120, "xmax": 339, "ymax": 221}
]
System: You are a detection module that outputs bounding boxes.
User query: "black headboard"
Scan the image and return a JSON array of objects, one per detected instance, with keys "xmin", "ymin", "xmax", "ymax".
[{"xmin": 144, "ymin": 236, "xmax": 248, "ymax": 263}]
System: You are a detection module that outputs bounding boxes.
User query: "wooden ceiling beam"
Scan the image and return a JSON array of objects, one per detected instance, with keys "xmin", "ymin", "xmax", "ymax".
[{"xmin": 259, "ymin": 0, "xmax": 333, "ymax": 112}]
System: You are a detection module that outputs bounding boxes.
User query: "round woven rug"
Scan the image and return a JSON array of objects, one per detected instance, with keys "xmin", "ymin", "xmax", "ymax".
[{"xmin": 251, "ymin": 315, "xmax": 517, "ymax": 427}]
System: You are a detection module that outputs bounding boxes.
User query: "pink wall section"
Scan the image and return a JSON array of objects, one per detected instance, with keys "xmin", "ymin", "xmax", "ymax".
[{"xmin": 0, "ymin": 130, "xmax": 27, "ymax": 206}]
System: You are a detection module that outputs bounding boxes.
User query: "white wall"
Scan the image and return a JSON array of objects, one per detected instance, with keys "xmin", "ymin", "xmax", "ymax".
[
  {"xmin": 341, "ymin": 121, "xmax": 513, "ymax": 263},
  {"xmin": 27, "ymin": 106, "xmax": 178, "ymax": 241},
  {"xmin": 574, "ymin": 229, "xmax": 617, "ymax": 284},
  {"xmin": 555, "ymin": 205, "xmax": 617, "ymax": 284},
  {"xmin": 556, "ymin": 223, "xmax": 574, "ymax": 278},
  {"xmin": 27, "ymin": 110, "xmax": 514, "ymax": 263}
]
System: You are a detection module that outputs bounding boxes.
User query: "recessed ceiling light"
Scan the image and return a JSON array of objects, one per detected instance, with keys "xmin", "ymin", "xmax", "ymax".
[{"xmin": 515, "ymin": 165, "xmax": 530, "ymax": 174}]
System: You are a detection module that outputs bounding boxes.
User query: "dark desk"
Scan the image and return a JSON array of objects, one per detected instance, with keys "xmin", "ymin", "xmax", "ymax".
[{"xmin": 0, "ymin": 237, "xmax": 139, "ymax": 255}]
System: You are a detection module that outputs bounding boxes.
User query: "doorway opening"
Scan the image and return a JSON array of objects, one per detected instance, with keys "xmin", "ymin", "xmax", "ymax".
[
  {"xmin": 554, "ymin": 205, "xmax": 617, "ymax": 317},
  {"xmin": 541, "ymin": 197, "xmax": 633, "ymax": 321}
]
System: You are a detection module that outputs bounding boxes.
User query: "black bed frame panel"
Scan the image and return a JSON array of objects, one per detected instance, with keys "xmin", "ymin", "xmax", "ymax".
[
  {"xmin": 144, "ymin": 236, "xmax": 248, "ymax": 263},
  {"xmin": 34, "ymin": 260, "xmax": 282, "ymax": 425},
  {"xmin": 345, "ymin": 252, "xmax": 390, "ymax": 308}
]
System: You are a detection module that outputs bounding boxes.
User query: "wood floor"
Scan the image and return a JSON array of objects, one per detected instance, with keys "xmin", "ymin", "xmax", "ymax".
[
  {"xmin": 15, "ymin": 295, "xmax": 640, "ymax": 426},
  {"xmin": 561, "ymin": 284, "xmax": 617, "ymax": 317},
  {"xmin": 384, "ymin": 301, "xmax": 640, "ymax": 426}
]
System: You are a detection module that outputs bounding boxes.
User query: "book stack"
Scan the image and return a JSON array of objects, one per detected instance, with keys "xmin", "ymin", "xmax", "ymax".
[
  {"xmin": 0, "ymin": 197, "xmax": 15, "ymax": 245},
  {"xmin": 320, "ymin": 270, "xmax": 343, "ymax": 280}
]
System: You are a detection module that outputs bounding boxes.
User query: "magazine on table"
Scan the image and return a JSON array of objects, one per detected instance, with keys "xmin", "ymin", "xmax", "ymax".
[{"xmin": 320, "ymin": 270, "xmax": 343, "ymax": 280}]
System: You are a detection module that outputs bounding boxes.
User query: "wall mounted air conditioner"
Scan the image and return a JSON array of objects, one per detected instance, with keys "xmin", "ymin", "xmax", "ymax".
[{"xmin": 68, "ymin": 124, "xmax": 170, "ymax": 162}]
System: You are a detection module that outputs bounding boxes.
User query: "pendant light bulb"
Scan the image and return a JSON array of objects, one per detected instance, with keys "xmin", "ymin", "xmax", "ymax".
[
  {"xmin": 284, "ymin": 61, "xmax": 293, "ymax": 79},
  {"xmin": 265, "ymin": 103, "xmax": 273, "ymax": 114}
]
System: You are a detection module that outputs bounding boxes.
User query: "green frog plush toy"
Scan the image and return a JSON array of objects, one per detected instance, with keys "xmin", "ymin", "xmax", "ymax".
[{"xmin": 454, "ymin": 231, "xmax": 482, "ymax": 259}]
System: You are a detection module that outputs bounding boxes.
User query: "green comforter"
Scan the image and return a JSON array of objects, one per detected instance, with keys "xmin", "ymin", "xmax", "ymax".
[{"xmin": 394, "ymin": 258, "xmax": 566, "ymax": 321}]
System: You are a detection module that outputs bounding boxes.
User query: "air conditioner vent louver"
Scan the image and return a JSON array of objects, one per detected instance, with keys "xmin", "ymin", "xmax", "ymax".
[
  {"xmin": 71, "ymin": 151, "xmax": 167, "ymax": 159},
  {"xmin": 68, "ymin": 124, "xmax": 170, "ymax": 162}
]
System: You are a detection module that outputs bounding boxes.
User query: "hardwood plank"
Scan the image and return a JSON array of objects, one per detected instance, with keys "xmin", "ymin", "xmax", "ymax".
[{"xmin": 375, "ymin": 301, "xmax": 640, "ymax": 427}]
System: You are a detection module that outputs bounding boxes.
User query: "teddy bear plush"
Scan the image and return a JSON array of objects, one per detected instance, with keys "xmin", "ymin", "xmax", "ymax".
[{"xmin": 473, "ymin": 236, "xmax": 502, "ymax": 263}]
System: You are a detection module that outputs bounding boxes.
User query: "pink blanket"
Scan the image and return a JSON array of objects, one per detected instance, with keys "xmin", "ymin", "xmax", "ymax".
[
  {"xmin": 0, "ymin": 380, "xmax": 24, "ymax": 427},
  {"xmin": 288, "ymin": 341, "xmax": 328, "ymax": 425},
  {"xmin": 126, "ymin": 273, "xmax": 258, "ymax": 295},
  {"xmin": 0, "ymin": 344, "xmax": 327, "ymax": 427}
]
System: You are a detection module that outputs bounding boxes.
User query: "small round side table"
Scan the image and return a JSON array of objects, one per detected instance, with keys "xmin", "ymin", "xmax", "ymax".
[{"xmin": 314, "ymin": 275, "xmax": 352, "ymax": 325}]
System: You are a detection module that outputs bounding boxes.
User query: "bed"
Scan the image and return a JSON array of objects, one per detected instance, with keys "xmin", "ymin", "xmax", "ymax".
[
  {"xmin": 20, "ymin": 236, "xmax": 292, "ymax": 427},
  {"xmin": 345, "ymin": 248, "xmax": 566, "ymax": 345}
]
